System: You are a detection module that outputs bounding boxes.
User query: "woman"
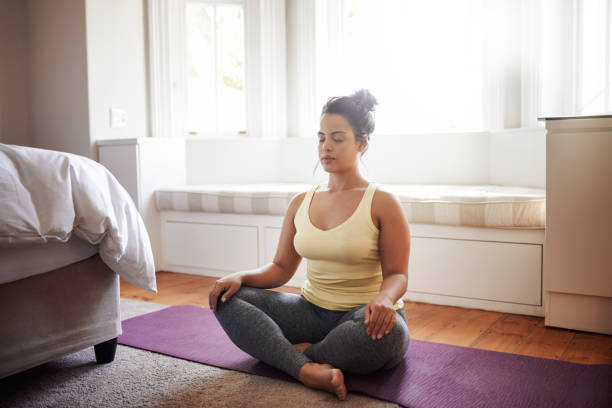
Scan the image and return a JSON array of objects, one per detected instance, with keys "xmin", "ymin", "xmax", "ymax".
[{"xmin": 209, "ymin": 89, "xmax": 410, "ymax": 401}]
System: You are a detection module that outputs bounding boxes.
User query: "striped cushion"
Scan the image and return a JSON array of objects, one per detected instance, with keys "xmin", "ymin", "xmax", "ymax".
[
  {"xmin": 156, "ymin": 184, "xmax": 308, "ymax": 216},
  {"xmin": 155, "ymin": 184, "xmax": 545, "ymax": 229},
  {"xmin": 387, "ymin": 185, "xmax": 545, "ymax": 229}
]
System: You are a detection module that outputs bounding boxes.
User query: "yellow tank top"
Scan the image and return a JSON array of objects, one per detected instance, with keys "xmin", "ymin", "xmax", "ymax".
[{"xmin": 294, "ymin": 183, "xmax": 404, "ymax": 311}]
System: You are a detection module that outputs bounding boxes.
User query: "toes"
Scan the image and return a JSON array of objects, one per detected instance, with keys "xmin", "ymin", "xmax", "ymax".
[
  {"xmin": 330, "ymin": 370, "xmax": 342, "ymax": 386},
  {"xmin": 330, "ymin": 369, "xmax": 347, "ymax": 400}
]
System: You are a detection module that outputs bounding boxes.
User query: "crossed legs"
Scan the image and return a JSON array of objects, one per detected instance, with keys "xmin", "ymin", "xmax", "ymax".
[{"xmin": 213, "ymin": 286, "xmax": 409, "ymax": 381}]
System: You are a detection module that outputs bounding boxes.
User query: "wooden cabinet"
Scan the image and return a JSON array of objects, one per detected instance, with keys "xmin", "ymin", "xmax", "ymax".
[{"xmin": 542, "ymin": 115, "xmax": 612, "ymax": 335}]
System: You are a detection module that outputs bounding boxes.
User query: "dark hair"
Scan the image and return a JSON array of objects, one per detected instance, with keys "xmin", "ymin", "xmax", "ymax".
[{"xmin": 321, "ymin": 89, "xmax": 378, "ymax": 154}]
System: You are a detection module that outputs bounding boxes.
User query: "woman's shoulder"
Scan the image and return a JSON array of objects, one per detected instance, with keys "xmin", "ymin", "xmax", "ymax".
[
  {"xmin": 373, "ymin": 186, "xmax": 401, "ymax": 204},
  {"xmin": 285, "ymin": 188, "xmax": 313, "ymax": 216},
  {"xmin": 372, "ymin": 186, "xmax": 403, "ymax": 214},
  {"xmin": 371, "ymin": 187, "xmax": 408, "ymax": 231},
  {"xmin": 290, "ymin": 191, "xmax": 308, "ymax": 206}
]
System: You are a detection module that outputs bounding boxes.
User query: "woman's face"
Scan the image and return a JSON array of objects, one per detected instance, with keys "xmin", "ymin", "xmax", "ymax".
[{"xmin": 318, "ymin": 113, "xmax": 366, "ymax": 173}]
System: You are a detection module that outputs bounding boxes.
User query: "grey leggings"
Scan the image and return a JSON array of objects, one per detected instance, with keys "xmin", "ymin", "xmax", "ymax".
[{"xmin": 213, "ymin": 286, "xmax": 410, "ymax": 380}]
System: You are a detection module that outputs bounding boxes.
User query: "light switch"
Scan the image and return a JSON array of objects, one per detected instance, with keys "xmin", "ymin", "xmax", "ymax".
[{"xmin": 110, "ymin": 108, "xmax": 128, "ymax": 128}]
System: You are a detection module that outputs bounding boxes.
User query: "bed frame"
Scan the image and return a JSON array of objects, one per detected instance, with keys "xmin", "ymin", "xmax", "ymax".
[{"xmin": 0, "ymin": 255, "xmax": 121, "ymax": 379}]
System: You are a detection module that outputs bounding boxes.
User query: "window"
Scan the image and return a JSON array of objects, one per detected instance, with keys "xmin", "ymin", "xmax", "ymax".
[
  {"xmin": 148, "ymin": 0, "xmax": 285, "ymax": 139},
  {"xmin": 540, "ymin": 0, "xmax": 612, "ymax": 118},
  {"xmin": 185, "ymin": 1, "xmax": 246, "ymax": 136},
  {"xmin": 576, "ymin": 0, "xmax": 611, "ymax": 114},
  {"xmin": 311, "ymin": 0, "xmax": 612, "ymax": 133},
  {"xmin": 150, "ymin": 0, "xmax": 612, "ymax": 139},
  {"xmin": 315, "ymin": 0, "xmax": 486, "ymax": 134},
  {"xmin": 298, "ymin": 0, "xmax": 542, "ymax": 134}
]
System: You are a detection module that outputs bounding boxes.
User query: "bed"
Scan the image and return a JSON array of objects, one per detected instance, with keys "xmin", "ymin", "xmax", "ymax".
[{"xmin": 0, "ymin": 143, "xmax": 157, "ymax": 379}]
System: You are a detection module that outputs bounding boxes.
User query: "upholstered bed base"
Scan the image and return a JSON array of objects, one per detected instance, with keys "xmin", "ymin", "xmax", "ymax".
[{"xmin": 0, "ymin": 255, "xmax": 121, "ymax": 379}]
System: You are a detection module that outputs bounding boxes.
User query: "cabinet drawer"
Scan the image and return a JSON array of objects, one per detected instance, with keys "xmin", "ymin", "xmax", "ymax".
[
  {"xmin": 163, "ymin": 222, "xmax": 258, "ymax": 271},
  {"xmin": 408, "ymin": 237, "xmax": 542, "ymax": 305}
]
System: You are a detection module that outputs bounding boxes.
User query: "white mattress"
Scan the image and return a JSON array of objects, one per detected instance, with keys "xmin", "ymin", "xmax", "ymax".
[
  {"xmin": 0, "ymin": 236, "xmax": 98, "ymax": 285},
  {"xmin": 1, "ymin": 143, "xmax": 156, "ymax": 292}
]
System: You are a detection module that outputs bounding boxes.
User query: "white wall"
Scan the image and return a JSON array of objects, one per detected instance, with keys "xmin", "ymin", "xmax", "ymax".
[
  {"xmin": 0, "ymin": 0, "xmax": 29, "ymax": 146},
  {"xmin": 280, "ymin": 132, "xmax": 491, "ymax": 185},
  {"xmin": 186, "ymin": 138, "xmax": 282, "ymax": 184},
  {"xmin": 362, "ymin": 133, "xmax": 490, "ymax": 185},
  {"xmin": 279, "ymin": 132, "xmax": 491, "ymax": 185},
  {"xmin": 185, "ymin": 128, "xmax": 545, "ymax": 187},
  {"xmin": 489, "ymin": 128, "xmax": 546, "ymax": 188},
  {"xmin": 85, "ymin": 0, "xmax": 149, "ymax": 156},
  {"xmin": 279, "ymin": 136, "xmax": 326, "ymax": 184},
  {"xmin": 13, "ymin": 0, "xmax": 149, "ymax": 159},
  {"xmin": 27, "ymin": 0, "xmax": 91, "ymax": 158}
]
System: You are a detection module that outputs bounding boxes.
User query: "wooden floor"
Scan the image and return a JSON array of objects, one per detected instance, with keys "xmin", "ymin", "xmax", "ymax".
[{"xmin": 121, "ymin": 271, "xmax": 612, "ymax": 365}]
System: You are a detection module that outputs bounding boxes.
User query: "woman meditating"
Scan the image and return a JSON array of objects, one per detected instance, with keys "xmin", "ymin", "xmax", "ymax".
[{"xmin": 209, "ymin": 89, "xmax": 410, "ymax": 401}]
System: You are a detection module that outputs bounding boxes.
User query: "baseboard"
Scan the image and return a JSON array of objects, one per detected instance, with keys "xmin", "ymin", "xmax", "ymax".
[
  {"xmin": 404, "ymin": 291, "xmax": 544, "ymax": 317},
  {"xmin": 545, "ymin": 291, "xmax": 612, "ymax": 335}
]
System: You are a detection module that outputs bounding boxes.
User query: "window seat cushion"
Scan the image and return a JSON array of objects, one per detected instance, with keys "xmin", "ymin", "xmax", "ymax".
[{"xmin": 155, "ymin": 184, "xmax": 545, "ymax": 229}]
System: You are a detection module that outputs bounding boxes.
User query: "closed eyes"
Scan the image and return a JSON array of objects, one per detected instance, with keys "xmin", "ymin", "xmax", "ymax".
[{"xmin": 319, "ymin": 138, "xmax": 343, "ymax": 143}]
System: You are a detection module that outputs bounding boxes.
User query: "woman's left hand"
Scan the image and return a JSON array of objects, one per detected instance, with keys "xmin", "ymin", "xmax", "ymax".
[{"xmin": 364, "ymin": 294, "xmax": 396, "ymax": 340}]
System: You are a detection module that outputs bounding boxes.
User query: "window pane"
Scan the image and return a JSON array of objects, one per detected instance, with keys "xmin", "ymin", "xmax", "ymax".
[
  {"xmin": 186, "ymin": 2, "xmax": 245, "ymax": 135},
  {"xmin": 186, "ymin": 3, "xmax": 216, "ymax": 133},
  {"xmin": 216, "ymin": 5, "xmax": 246, "ymax": 133},
  {"xmin": 318, "ymin": 0, "xmax": 484, "ymax": 133},
  {"xmin": 579, "ymin": 0, "xmax": 607, "ymax": 114}
]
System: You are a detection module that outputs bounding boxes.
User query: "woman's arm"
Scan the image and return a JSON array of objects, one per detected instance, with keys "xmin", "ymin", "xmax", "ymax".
[
  {"xmin": 364, "ymin": 190, "xmax": 410, "ymax": 339},
  {"xmin": 209, "ymin": 192, "xmax": 305, "ymax": 311}
]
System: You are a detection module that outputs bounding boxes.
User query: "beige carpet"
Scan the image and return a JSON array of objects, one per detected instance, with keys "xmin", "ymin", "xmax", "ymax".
[{"xmin": 0, "ymin": 298, "xmax": 399, "ymax": 407}]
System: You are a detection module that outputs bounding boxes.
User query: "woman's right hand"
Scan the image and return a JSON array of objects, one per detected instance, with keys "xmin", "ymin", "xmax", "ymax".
[{"xmin": 209, "ymin": 273, "xmax": 243, "ymax": 311}]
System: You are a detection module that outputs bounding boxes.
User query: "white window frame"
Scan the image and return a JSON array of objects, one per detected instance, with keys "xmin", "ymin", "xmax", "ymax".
[{"xmin": 148, "ymin": 0, "xmax": 286, "ymax": 139}]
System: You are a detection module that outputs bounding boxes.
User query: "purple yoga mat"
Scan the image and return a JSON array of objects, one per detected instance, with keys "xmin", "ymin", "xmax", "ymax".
[{"xmin": 118, "ymin": 305, "xmax": 612, "ymax": 408}]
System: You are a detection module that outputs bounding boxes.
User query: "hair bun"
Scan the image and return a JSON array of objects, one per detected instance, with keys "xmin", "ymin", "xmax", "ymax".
[{"xmin": 352, "ymin": 89, "xmax": 378, "ymax": 112}]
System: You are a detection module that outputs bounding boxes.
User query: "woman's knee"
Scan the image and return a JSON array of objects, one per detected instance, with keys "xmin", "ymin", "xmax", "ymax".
[
  {"xmin": 216, "ymin": 286, "xmax": 259, "ymax": 309},
  {"xmin": 389, "ymin": 316, "xmax": 410, "ymax": 342},
  {"xmin": 388, "ymin": 315, "xmax": 410, "ymax": 347},
  {"xmin": 360, "ymin": 315, "xmax": 410, "ymax": 368},
  {"xmin": 357, "ymin": 311, "xmax": 409, "ymax": 343},
  {"xmin": 230, "ymin": 286, "xmax": 261, "ymax": 301},
  {"xmin": 214, "ymin": 286, "xmax": 285, "ymax": 320},
  {"xmin": 213, "ymin": 286, "xmax": 255, "ymax": 316},
  {"xmin": 379, "ymin": 317, "xmax": 410, "ymax": 368},
  {"xmin": 337, "ymin": 317, "xmax": 409, "ymax": 371},
  {"xmin": 213, "ymin": 288, "xmax": 267, "ymax": 332}
]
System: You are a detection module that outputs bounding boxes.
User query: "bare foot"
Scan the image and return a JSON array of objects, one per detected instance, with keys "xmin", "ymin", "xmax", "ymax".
[
  {"xmin": 293, "ymin": 342, "xmax": 312, "ymax": 353},
  {"xmin": 298, "ymin": 362, "xmax": 347, "ymax": 401}
]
